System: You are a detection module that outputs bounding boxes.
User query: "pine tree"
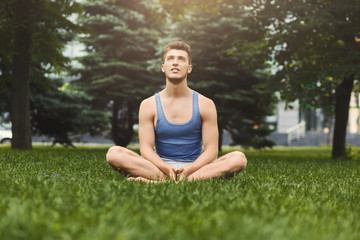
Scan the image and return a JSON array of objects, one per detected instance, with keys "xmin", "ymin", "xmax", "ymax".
[{"xmin": 75, "ymin": 0, "xmax": 163, "ymax": 146}]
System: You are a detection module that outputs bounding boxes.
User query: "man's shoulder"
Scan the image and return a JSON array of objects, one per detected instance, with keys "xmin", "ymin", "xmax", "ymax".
[
  {"xmin": 139, "ymin": 95, "xmax": 156, "ymax": 115},
  {"xmin": 197, "ymin": 93, "xmax": 217, "ymax": 119},
  {"xmin": 141, "ymin": 95, "xmax": 156, "ymax": 106},
  {"xmin": 198, "ymin": 93, "xmax": 216, "ymax": 108}
]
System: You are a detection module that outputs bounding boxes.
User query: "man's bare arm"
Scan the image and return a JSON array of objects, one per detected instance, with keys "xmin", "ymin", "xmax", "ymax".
[{"xmin": 138, "ymin": 97, "xmax": 176, "ymax": 179}]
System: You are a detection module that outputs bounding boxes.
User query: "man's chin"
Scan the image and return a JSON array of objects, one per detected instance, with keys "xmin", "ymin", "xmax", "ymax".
[{"xmin": 168, "ymin": 77, "xmax": 185, "ymax": 85}]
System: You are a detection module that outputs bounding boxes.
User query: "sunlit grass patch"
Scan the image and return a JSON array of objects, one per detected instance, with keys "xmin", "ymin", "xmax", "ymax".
[{"xmin": 0, "ymin": 146, "xmax": 359, "ymax": 240}]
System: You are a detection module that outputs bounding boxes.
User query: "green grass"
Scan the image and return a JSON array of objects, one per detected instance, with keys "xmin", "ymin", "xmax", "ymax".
[{"xmin": 1, "ymin": 146, "xmax": 359, "ymax": 240}]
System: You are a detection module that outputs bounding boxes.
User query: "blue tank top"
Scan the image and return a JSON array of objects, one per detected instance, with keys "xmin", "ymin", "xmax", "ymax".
[{"xmin": 154, "ymin": 91, "xmax": 202, "ymax": 162}]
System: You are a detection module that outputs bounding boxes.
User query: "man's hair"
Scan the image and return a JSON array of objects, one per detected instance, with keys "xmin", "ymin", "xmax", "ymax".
[{"xmin": 163, "ymin": 41, "xmax": 192, "ymax": 65}]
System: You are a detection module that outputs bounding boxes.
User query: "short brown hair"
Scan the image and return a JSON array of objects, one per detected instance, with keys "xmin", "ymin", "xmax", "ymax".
[{"xmin": 163, "ymin": 41, "xmax": 192, "ymax": 65}]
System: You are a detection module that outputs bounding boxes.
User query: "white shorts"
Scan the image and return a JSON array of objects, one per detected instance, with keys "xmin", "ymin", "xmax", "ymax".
[{"xmin": 163, "ymin": 158, "xmax": 192, "ymax": 168}]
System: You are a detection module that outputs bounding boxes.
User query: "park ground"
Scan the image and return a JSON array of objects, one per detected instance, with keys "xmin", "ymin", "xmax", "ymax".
[{"xmin": 0, "ymin": 145, "xmax": 359, "ymax": 240}]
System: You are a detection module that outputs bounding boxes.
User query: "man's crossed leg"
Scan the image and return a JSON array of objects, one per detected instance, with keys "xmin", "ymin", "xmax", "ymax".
[{"xmin": 106, "ymin": 146, "xmax": 247, "ymax": 182}]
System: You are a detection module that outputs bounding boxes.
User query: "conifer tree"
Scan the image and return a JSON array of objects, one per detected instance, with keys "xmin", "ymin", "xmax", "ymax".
[{"xmin": 75, "ymin": 0, "xmax": 163, "ymax": 146}]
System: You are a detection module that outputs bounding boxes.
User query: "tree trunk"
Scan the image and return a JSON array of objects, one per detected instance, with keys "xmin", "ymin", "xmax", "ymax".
[
  {"xmin": 332, "ymin": 76, "xmax": 354, "ymax": 158},
  {"xmin": 111, "ymin": 100, "xmax": 134, "ymax": 147},
  {"xmin": 11, "ymin": 0, "xmax": 33, "ymax": 150}
]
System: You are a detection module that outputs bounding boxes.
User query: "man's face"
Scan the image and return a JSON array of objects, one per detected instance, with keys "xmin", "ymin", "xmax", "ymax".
[{"xmin": 162, "ymin": 49, "xmax": 192, "ymax": 84}]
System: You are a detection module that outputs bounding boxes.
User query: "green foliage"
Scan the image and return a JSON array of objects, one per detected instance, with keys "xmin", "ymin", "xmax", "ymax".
[
  {"xmin": 0, "ymin": 146, "xmax": 360, "ymax": 239},
  {"xmin": 344, "ymin": 144, "xmax": 358, "ymax": 160},
  {"xmin": 31, "ymin": 81, "xmax": 109, "ymax": 146},
  {"xmin": 159, "ymin": 0, "xmax": 223, "ymax": 19},
  {"xmin": 244, "ymin": 0, "xmax": 360, "ymax": 157},
  {"xmin": 252, "ymin": 0, "xmax": 360, "ymax": 108},
  {"xmin": 0, "ymin": 0, "xmax": 83, "ymax": 94},
  {"xmin": 75, "ymin": 0, "xmax": 163, "ymax": 146},
  {"xmin": 0, "ymin": 0, "xmax": 14, "ymax": 112},
  {"xmin": 0, "ymin": 0, "xmax": 86, "ymax": 148}
]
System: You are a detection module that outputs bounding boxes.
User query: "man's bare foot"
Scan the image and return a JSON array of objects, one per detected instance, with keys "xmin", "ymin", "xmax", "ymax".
[{"xmin": 127, "ymin": 176, "xmax": 162, "ymax": 184}]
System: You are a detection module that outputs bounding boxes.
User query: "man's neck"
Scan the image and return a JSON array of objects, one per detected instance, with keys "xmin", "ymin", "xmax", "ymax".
[{"xmin": 163, "ymin": 78, "xmax": 192, "ymax": 98}]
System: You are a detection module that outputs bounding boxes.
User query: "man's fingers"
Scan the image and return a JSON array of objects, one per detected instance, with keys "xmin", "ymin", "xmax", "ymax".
[
  {"xmin": 169, "ymin": 167, "xmax": 186, "ymax": 182},
  {"xmin": 169, "ymin": 170, "xmax": 177, "ymax": 181},
  {"xmin": 172, "ymin": 168, "xmax": 183, "ymax": 174},
  {"xmin": 177, "ymin": 172, "xmax": 185, "ymax": 181}
]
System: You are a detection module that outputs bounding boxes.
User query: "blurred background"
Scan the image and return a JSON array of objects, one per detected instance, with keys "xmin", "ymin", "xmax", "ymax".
[{"xmin": 1, "ymin": 0, "xmax": 360, "ymax": 157}]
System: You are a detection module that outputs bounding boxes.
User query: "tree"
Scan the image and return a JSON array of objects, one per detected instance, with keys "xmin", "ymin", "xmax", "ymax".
[
  {"xmin": 31, "ymin": 81, "xmax": 108, "ymax": 147},
  {"xmin": 75, "ymin": 0, "xmax": 163, "ymax": 146},
  {"xmin": 247, "ymin": 0, "xmax": 360, "ymax": 157},
  {"xmin": 0, "ymin": 0, "xmax": 83, "ymax": 149},
  {"xmin": 10, "ymin": 0, "xmax": 33, "ymax": 149},
  {"xmin": 162, "ymin": 0, "xmax": 276, "ymax": 149}
]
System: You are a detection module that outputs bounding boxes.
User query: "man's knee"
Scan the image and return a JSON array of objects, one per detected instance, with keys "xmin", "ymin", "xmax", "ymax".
[
  {"xmin": 106, "ymin": 146, "xmax": 127, "ymax": 165},
  {"xmin": 229, "ymin": 151, "xmax": 247, "ymax": 171}
]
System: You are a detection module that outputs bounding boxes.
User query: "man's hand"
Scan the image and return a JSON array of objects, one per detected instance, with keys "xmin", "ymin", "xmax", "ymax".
[
  {"xmin": 171, "ymin": 167, "xmax": 190, "ymax": 183},
  {"xmin": 168, "ymin": 167, "xmax": 178, "ymax": 182},
  {"xmin": 167, "ymin": 167, "xmax": 190, "ymax": 182},
  {"xmin": 176, "ymin": 167, "xmax": 190, "ymax": 182}
]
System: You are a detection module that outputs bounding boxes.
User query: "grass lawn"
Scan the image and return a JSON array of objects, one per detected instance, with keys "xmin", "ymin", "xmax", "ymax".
[{"xmin": 0, "ymin": 145, "xmax": 359, "ymax": 240}]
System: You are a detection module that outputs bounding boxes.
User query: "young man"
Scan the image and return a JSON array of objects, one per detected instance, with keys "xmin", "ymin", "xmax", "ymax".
[{"xmin": 106, "ymin": 41, "xmax": 247, "ymax": 182}]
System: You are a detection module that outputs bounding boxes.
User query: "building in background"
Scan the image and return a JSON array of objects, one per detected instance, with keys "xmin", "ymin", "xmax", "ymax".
[{"xmin": 267, "ymin": 92, "xmax": 360, "ymax": 146}]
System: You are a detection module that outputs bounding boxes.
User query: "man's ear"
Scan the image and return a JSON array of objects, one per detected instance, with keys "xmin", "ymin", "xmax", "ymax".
[
  {"xmin": 161, "ymin": 64, "xmax": 165, "ymax": 73},
  {"xmin": 187, "ymin": 65, "xmax": 193, "ymax": 74}
]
